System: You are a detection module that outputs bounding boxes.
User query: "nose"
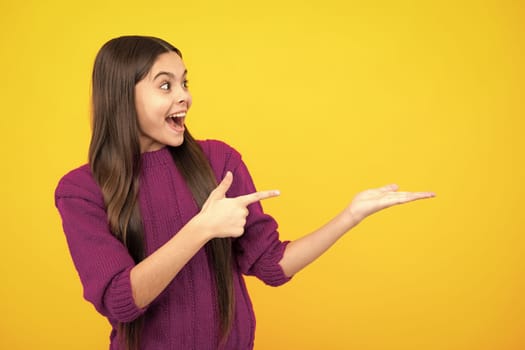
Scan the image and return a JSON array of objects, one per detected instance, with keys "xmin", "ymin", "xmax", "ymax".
[{"xmin": 175, "ymin": 87, "xmax": 191, "ymax": 105}]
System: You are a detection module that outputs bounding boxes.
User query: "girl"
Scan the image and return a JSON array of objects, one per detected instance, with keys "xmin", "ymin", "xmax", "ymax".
[{"xmin": 55, "ymin": 35, "xmax": 434, "ymax": 350}]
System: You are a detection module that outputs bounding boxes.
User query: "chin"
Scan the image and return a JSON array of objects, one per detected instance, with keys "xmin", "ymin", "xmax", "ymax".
[{"xmin": 167, "ymin": 136, "xmax": 185, "ymax": 147}]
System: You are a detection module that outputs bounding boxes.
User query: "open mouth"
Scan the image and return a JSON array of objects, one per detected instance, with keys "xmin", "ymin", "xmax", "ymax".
[{"xmin": 166, "ymin": 112, "xmax": 186, "ymax": 131}]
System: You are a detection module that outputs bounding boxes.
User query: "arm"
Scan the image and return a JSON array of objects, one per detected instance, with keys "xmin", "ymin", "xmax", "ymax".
[
  {"xmin": 56, "ymin": 168, "xmax": 277, "ymax": 319},
  {"xmin": 279, "ymin": 184, "xmax": 435, "ymax": 277},
  {"xmin": 130, "ymin": 171, "xmax": 279, "ymax": 308},
  {"xmin": 129, "ymin": 219, "xmax": 209, "ymax": 308}
]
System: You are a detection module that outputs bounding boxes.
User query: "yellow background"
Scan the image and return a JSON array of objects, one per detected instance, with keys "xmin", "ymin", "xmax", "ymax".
[{"xmin": 1, "ymin": 0, "xmax": 523, "ymax": 349}]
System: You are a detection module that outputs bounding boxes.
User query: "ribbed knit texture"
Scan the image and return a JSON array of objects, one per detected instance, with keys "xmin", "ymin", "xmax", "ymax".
[{"xmin": 55, "ymin": 139, "xmax": 291, "ymax": 350}]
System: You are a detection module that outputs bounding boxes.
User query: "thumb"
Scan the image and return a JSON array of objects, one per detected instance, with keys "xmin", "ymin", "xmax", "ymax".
[
  {"xmin": 378, "ymin": 184, "xmax": 399, "ymax": 192},
  {"xmin": 210, "ymin": 171, "xmax": 233, "ymax": 200}
]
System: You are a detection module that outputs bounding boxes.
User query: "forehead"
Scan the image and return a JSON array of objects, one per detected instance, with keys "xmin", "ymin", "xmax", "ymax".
[{"xmin": 148, "ymin": 51, "xmax": 186, "ymax": 78}]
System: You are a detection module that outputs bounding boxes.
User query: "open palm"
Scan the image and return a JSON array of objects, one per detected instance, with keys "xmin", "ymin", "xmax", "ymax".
[{"xmin": 347, "ymin": 184, "xmax": 435, "ymax": 224}]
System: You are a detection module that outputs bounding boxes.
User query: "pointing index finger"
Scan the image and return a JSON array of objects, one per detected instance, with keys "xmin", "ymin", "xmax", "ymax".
[{"xmin": 237, "ymin": 190, "xmax": 281, "ymax": 206}]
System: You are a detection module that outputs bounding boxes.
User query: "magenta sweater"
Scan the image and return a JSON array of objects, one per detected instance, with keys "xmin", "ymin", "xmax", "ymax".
[{"xmin": 55, "ymin": 140, "xmax": 291, "ymax": 349}]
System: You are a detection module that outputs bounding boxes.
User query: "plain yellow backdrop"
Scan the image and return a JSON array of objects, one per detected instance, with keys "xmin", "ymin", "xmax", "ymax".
[{"xmin": 1, "ymin": 0, "xmax": 523, "ymax": 349}]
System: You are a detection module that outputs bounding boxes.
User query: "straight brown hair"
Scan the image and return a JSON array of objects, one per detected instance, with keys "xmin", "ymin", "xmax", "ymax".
[{"xmin": 89, "ymin": 35, "xmax": 234, "ymax": 349}]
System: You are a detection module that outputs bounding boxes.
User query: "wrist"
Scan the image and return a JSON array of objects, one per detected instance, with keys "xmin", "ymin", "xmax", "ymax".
[
  {"xmin": 185, "ymin": 213, "xmax": 215, "ymax": 243},
  {"xmin": 341, "ymin": 207, "xmax": 361, "ymax": 231}
]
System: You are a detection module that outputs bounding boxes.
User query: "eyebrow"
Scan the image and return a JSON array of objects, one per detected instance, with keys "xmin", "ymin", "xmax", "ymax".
[{"xmin": 153, "ymin": 69, "xmax": 187, "ymax": 80}]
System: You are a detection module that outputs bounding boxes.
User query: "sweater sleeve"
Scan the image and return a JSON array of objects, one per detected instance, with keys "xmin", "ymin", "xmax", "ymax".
[
  {"xmin": 203, "ymin": 140, "xmax": 293, "ymax": 287},
  {"xmin": 54, "ymin": 166, "xmax": 146, "ymax": 323},
  {"xmin": 233, "ymin": 160, "xmax": 292, "ymax": 286}
]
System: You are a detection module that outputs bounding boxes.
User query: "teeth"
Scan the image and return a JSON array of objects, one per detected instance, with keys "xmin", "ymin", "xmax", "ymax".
[{"xmin": 170, "ymin": 112, "xmax": 186, "ymax": 118}]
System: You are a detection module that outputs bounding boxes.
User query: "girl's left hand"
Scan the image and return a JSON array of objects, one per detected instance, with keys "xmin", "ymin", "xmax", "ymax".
[{"xmin": 346, "ymin": 184, "xmax": 435, "ymax": 225}]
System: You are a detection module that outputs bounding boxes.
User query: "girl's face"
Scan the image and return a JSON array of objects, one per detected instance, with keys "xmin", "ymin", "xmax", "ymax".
[{"xmin": 135, "ymin": 51, "xmax": 192, "ymax": 153}]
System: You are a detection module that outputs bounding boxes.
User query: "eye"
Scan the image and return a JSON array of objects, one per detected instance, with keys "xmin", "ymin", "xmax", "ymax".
[
  {"xmin": 160, "ymin": 82, "xmax": 170, "ymax": 90},
  {"xmin": 183, "ymin": 79, "xmax": 189, "ymax": 89}
]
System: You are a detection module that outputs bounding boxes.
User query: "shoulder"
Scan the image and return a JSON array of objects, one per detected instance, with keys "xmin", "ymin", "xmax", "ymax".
[
  {"xmin": 198, "ymin": 139, "xmax": 243, "ymax": 171},
  {"xmin": 54, "ymin": 164, "xmax": 104, "ymax": 208},
  {"xmin": 198, "ymin": 139, "xmax": 241, "ymax": 158}
]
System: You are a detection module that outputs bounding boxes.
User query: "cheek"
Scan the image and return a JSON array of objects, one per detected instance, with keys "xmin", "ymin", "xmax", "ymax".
[
  {"xmin": 140, "ymin": 95, "xmax": 170, "ymax": 118},
  {"xmin": 134, "ymin": 102, "xmax": 147, "ymax": 128},
  {"xmin": 135, "ymin": 103, "xmax": 154, "ymax": 129},
  {"xmin": 136, "ymin": 111, "xmax": 149, "ymax": 135}
]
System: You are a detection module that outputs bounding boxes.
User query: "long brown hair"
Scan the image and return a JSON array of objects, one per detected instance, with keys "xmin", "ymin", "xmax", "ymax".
[{"xmin": 88, "ymin": 35, "xmax": 234, "ymax": 349}]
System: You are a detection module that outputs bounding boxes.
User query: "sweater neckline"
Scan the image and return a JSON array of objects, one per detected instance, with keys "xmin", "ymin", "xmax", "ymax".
[{"xmin": 141, "ymin": 147, "xmax": 173, "ymax": 168}]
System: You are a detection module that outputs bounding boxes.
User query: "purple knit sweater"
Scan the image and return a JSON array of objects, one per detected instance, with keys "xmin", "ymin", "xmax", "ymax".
[{"xmin": 55, "ymin": 139, "xmax": 291, "ymax": 349}]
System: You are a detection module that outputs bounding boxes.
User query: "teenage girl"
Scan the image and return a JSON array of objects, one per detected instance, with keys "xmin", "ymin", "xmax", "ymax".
[{"xmin": 55, "ymin": 35, "xmax": 435, "ymax": 350}]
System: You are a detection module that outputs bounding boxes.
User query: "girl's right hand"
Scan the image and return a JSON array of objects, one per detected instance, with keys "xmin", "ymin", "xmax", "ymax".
[{"xmin": 193, "ymin": 171, "xmax": 280, "ymax": 239}]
